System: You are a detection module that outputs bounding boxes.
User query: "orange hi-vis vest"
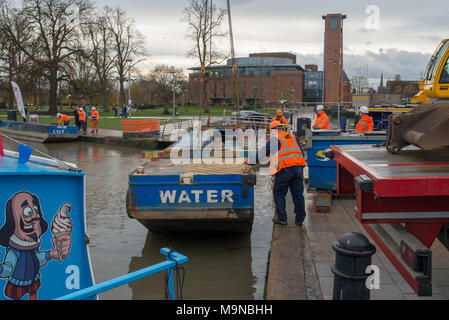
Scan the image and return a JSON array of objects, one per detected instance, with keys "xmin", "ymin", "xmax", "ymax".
[
  {"xmin": 91, "ymin": 110, "xmax": 99, "ymax": 121},
  {"xmin": 313, "ymin": 112, "xmax": 329, "ymax": 129},
  {"xmin": 355, "ymin": 115, "xmax": 374, "ymax": 133},
  {"xmin": 77, "ymin": 109, "xmax": 86, "ymax": 121},
  {"xmin": 269, "ymin": 131, "xmax": 307, "ymax": 175},
  {"xmin": 57, "ymin": 114, "xmax": 70, "ymax": 124},
  {"xmin": 272, "ymin": 115, "xmax": 287, "ymax": 125}
]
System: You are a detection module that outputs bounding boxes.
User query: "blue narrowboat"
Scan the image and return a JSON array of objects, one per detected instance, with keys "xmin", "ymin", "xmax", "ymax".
[
  {"xmin": 127, "ymin": 160, "xmax": 256, "ymax": 233},
  {"xmin": 305, "ymin": 130, "xmax": 386, "ymax": 190},
  {"xmin": 0, "ymin": 148, "xmax": 95, "ymax": 300},
  {"xmin": 0, "ymin": 120, "xmax": 78, "ymax": 143}
]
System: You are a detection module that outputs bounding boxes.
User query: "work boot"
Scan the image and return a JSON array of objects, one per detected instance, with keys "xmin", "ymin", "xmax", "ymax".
[
  {"xmin": 295, "ymin": 221, "xmax": 303, "ymax": 227},
  {"xmin": 272, "ymin": 217, "xmax": 287, "ymax": 226}
]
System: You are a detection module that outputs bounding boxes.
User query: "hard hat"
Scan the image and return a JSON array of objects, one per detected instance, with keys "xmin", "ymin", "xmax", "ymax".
[
  {"xmin": 92, "ymin": 107, "xmax": 96, "ymax": 110},
  {"xmin": 360, "ymin": 106, "xmax": 369, "ymax": 114},
  {"xmin": 276, "ymin": 109, "xmax": 282, "ymax": 116},
  {"xmin": 57, "ymin": 113, "xmax": 61, "ymax": 117},
  {"xmin": 270, "ymin": 120, "xmax": 282, "ymax": 131},
  {"xmin": 316, "ymin": 105, "xmax": 324, "ymax": 111}
]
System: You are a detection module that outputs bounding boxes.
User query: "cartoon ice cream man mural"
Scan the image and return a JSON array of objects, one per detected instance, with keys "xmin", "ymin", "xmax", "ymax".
[{"xmin": 0, "ymin": 192, "xmax": 72, "ymax": 300}]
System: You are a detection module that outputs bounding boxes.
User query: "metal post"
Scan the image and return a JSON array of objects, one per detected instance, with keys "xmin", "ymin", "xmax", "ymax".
[
  {"xmin": 167, "ymin": 267, "xmax": 175, "ymax": 300},
  {"xmin": 126, "ymin": 58, "xmax": 132, "ymax": 107},
  {"xmin": 331, "ymin": 232, "xmax": 376, "ymax": 300}
]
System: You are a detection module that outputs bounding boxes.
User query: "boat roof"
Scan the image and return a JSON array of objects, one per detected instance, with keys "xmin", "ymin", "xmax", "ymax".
[{"xmin": 0, "ymin": 151, "xmax": 83, "ymax": 176}]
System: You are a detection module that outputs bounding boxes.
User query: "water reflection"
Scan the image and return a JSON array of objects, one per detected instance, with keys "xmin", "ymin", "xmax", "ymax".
[
  {"xmin": 128, "ymin": 232, "xmax": 255, "ymax": 300},
  {"xmin": 1, "ymin": 139, "xmax": 274, "ymax": 300}
]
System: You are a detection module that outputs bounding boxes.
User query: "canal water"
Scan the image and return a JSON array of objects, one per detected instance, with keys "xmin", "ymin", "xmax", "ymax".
[{"xmin": 3, "ymin": 140, "xmax": 274, "ymax": 300}]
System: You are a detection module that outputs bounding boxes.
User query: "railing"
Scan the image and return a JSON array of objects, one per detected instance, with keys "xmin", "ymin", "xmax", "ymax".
[{"xmin": 55, "ymin": 248, "xmax": 188, "ymax": 300}]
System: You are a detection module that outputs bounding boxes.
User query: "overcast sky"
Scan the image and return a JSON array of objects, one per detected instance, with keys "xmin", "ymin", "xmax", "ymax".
[{"xmin": 96, "ymin": 0, "xmax": 448, "ymax": 87}]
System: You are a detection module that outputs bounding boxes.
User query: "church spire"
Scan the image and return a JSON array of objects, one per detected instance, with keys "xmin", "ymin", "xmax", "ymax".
[{"xmin": 378, "ymin": 72, "xmax": 384, "ymax": 93}]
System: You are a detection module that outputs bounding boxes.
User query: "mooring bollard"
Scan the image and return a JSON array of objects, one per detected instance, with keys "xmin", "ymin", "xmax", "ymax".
[{"xmin": 331, "ymin": 232, "xmax": 376, "ymax": 300}]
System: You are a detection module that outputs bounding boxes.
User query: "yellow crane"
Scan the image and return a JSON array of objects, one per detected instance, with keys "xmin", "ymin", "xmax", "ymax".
[
  {"xmin": 387, "ymin": 39, "xmax": 449, "ymax": 153},
  {"xmin": 412, "ymin": 39, "xmax": 449, "ymax": 103}
]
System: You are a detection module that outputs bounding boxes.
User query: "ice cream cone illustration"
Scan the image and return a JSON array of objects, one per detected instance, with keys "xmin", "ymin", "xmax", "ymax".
[{"xmin": 51, "ymin": 203, "xmax": 73, "ymax": 263}]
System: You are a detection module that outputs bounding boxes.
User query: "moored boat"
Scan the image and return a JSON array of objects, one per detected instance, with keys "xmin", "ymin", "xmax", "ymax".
[
  {"xmin": 126, "ymin": 159, "xmax": 256, "ymax": 234},
  {"xmin": 0, "ymin": 148, "xmax": 94, "ymax": 300},
  {"xmin": 0, "ymin": 120, "xmax": 78, "ymax": 143}
]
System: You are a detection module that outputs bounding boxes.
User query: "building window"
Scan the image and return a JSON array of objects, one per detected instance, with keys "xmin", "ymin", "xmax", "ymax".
[
  {"xmin": 328, "ymin": 81, "xmax": 331, "ymax": 91},
  {"xmin": 439, "ymin": 56, "xmax": 449, "ymax": 84},
  {"xmin": 290, "ymin": 83, "xmax": 294, "ymax": 89},
  {"xmin": 330, "ymin": 16, "xmax": 338, "ymax": 30},
  {"xmin": 221, "ymin": 83, "xmax": 226, "ymax": 91}
]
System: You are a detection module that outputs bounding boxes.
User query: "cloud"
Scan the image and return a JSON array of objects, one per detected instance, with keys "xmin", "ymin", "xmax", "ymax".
[{"xmin": 293, "ymin": 48, "xmax": 430, "ymax": 86}]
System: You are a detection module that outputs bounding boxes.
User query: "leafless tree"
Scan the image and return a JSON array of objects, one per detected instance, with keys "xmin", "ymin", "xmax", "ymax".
[
  {"xmin": 83, "ymin": 10, "xmax": 116, "ymax": 111},
  {"xmin": 2, "ymin": 0, "xmax": 94, "ymax": 113},
  {"xmin": 104, "ymin": 6, "xmax": 147, "ymax": 108},
  {"xmin": 149, "ymin": 64, "xmax": 186, "ymax": 115},
  {"xmin": 0, "ymin": 0, "xmax": 38, "ymax": 106},
  {"xmin": 184, "ymin": 0, "xmax": 226, "ymax": 114}
]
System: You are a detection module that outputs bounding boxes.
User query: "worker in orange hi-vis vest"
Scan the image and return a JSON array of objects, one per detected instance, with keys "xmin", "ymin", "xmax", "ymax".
[
  {"xmin": 256, "ymin": 121, "xmax": 307, "ymax": 227},
  {"xmin": 90, "ymin": 107, "xmax": 99, "ymax": 134},
  {"xmin": 77, "ymin": 107, "xmax": 87, "ymax": 135},
  {"xmin": 312, "ymin": 105, "xmax": 329, "ymax": 130},
  {"xmin": 56, "ymin": 113, "xmax": 70, "ymax": 126},
  {"xmin": 355, "ymin": 106, "xmax": 374, "ymax": 134},
  {"xmin": 271, "ymin": 109, "xmax": 288, "ymax": 125}
]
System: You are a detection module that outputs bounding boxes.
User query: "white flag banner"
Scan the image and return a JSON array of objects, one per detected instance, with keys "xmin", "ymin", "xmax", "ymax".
[{"xmin": 10, "ymin": 81, "xmax": 26, "ymax": 119}]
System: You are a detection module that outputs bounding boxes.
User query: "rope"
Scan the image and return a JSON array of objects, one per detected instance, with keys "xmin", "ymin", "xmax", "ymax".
[
  {"xmin": 163, "ymin": 247, "xmax": 185, "ymax": 300},
  {"xmin": 1, "ymin": 133, "xmax": 80, "ymax": 172}
]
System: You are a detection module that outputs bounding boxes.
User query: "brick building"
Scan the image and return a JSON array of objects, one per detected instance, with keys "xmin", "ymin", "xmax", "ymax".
[
  {"xmin": 322, "ymin": 13, "xmax": 350, "ymax": 107},
  {"xmin": 188, "ymin": 52, "xmax": 304, "ymax": 107},
  {"xmin": 377, "ymin": 74, "xmax": 420, "ymax": 103}
]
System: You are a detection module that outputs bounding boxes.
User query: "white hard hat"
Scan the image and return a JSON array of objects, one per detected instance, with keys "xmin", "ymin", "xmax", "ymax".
[
  {"xmin": 57, "ymin": 113, "xmax": 61, "ymax": 117},
  {"xmin": 92, "ymin": 107, "xmax": 96, "ymax": 110},
  {"xmin": 316, "ymin": 105, "xmax": 324, "ymax": 111},
  {"xmin": 360, "ymin": 106, "xmax": 369, "ymax": 114}
]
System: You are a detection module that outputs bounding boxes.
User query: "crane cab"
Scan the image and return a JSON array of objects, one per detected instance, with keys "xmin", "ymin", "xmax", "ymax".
[{"xmin": 412, "ymin": 39, "xmax": 449, "ymax": 103}]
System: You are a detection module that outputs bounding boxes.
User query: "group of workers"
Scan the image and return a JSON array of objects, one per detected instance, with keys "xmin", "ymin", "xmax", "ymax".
[
  {"xmin": 312, "ymin": 105, "xmax": 374, "ymax": 133},
  {"xmin": 264, "ymin": 105, "xmax": 374, "ymax": 227},
  {"xmin": 57, "ymin": 106, "xmax": 100, "ymax": 135}
]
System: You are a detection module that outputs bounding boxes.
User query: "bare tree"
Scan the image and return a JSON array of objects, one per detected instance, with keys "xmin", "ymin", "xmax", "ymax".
[
  {"xmin": 2, "ymin": 0, "xmax": 94, "ymax": 113},
  {"xmin": 83, "ymin": 10, "xmax": 116, "ymax": 111},
  {"xmin": 0, "ymin": 0, "xmax": 38, "ymax": 106},
  {"xmin": 150, "ymin": 65, "xmax": 185, "ymax": 115},
  {"xmin": 184, "ymin": 0, "xmax": 226, "ymax": 114},
  {"xmin": 104, "ymin": 6, "xmax": 147, "ymax": 108}
]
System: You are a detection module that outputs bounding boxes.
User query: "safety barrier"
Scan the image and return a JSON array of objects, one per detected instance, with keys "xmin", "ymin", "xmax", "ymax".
[
  {"xmin": 55, "ymin": 248, "xmax": 187, "ymax": 300},
  {"xmin": 121, "ymin": 119, "xmax": 160, "ymax": 138},
  {"xmin": 121, "ymin": 119, "xmax": 159, "ymax": 133}
]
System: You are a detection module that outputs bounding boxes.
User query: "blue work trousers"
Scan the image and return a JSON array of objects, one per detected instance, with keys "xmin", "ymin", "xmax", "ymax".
[{"xmin": 273, "ymin": 165, "xmax": 306, "ymax": 223}]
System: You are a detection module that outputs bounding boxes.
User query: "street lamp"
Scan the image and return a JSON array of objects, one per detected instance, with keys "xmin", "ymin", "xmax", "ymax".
[
  {"xmin": 126, "ymin": 58, "xmax": 132, "ymax": 107},
  {"xmin": 115, "ymin": 77, "xmax": 119, "ymax": 108},
  {"xmin": 168, "ymin": 68, "xmax": 177, "ymax": 117}
]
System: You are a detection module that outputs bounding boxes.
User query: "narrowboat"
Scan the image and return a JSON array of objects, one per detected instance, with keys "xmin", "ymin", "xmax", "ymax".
[
  {"xmin": 126, "ymin": 159, "xmax": 256, "ymax": 234},
  {"xmin": 0, "ymin": 148, "xmax": 95, "ymax": 300},
  {"xmin": 0, "ymin": 120, "xmax": 79, "ymax": 143}
]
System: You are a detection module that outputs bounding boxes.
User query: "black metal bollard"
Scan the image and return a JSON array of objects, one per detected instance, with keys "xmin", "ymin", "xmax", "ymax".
[{"xmin": 331, "ymin": 232, "xmax": 376, "ymax": 300}]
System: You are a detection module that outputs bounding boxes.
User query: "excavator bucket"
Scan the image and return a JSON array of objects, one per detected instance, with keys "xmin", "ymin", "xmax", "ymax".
[{"xmin": 386, "ymin": 104, "xmax": 449, "ymax": 154}]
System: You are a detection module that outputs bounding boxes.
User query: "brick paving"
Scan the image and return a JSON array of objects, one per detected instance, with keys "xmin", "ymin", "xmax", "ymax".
[
  {"xmin": 265, "ymin": 183, "xmax": 449, "ymax": 300},
  {"xmin": 303, "ymin": 192, "xmax": 449, "ymax": 300}
]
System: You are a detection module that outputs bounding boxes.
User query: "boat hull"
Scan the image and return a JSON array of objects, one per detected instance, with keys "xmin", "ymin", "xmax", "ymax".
[
  {"xmin": 129, "ymin": 208, "xmax": 254, "ymax": 234},
  {"xmin": 0, "ymin": 120, "xmax": 78, "ymax": 143},
  {"xmin": 127, "ymin": 161, "xmax": 256, "ymax": 234}
]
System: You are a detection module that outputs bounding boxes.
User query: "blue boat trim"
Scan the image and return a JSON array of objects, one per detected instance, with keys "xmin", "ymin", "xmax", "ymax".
[{"xmin": 55, "ymin": 248, "xmax": 188, "ymax": 300}]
